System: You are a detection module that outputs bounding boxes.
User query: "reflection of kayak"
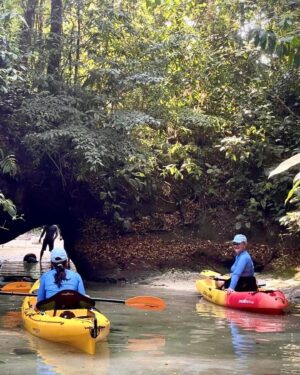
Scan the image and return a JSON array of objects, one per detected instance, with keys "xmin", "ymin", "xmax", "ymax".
[
  {"xmin": 1, "ymin": 281, "xmax": 33, "ymax": 293},
  {"xmin": 196, "ymin": 301, "xmax": 286, "ymax": 333},
  {"xmin": 126, "ymin": 334, "xmax": 166, "ymax": 352},
  {"xmin": 21, "ymin": 280, "xmax": 110, "ymax": 354},
  {"xmin": 27, "ymin": 333, "xmax": 110, "ymax": 375},
  {"xmin": 0, "ymin": 310, "xmax": 23, "ymax": 330},
  {"xmin": 196, "ymin": 274, "xmax": 289, "ymax": 315}
]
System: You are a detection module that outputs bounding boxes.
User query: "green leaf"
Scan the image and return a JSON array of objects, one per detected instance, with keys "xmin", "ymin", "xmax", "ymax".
[
  {"xmin": 285, "ymin": 179, "xmax": 300, "ymax": 205},
  {"xmin": 269, "ymin": 153, "xmax": 300, "ymax": 178},
  {"xmin": 235, "ymin": 222, "xmax": 242, "ymax": 230},
  {"xmin": 99, "ymin": 192, "xmax": 107, "ymax": 200}
]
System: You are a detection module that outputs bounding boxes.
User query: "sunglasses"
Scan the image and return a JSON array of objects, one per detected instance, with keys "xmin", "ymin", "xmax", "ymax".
[{"xmin": 232, "ymin": 242, "xmax": 242, "ymax": 246}]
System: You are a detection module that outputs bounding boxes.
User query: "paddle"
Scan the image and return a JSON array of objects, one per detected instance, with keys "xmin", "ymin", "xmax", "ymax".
[
  {"xmin": 199, "ymin": 269, "xmax": 230, "ymax": 281},
  {"xmin": 96, "ymin": 296, "xmax": 166, "ymax": 311},
  {"xmin": 199, "ymin": 269, "xmax": 266, "ymax": 287},
  {"xmin": 0, "ymin": 291, "xmax": 166, "ymax": 311},
  {"xmin": 0, "ymin": 281, "xmax": 33, "ymax": 293}
]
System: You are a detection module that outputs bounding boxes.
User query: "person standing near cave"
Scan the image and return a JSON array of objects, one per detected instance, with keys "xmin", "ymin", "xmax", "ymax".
[{"xmin": 39, "ymin": 224, "xmax": 60, "ymax": 262}]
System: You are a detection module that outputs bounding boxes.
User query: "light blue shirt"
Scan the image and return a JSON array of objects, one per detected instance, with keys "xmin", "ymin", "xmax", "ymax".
[
  {"xmin": 37, "ymin": 269, "xmax": 86, "ymax": 303},
  {"xmin": 229, "ymin": 250, "xmax": 254, "ymax": 290}
]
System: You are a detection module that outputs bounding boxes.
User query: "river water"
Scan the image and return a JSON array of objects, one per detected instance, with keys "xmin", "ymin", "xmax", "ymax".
[{"xmin": 0, "ymin": 282, "xmax": 299, "ymax": 375}]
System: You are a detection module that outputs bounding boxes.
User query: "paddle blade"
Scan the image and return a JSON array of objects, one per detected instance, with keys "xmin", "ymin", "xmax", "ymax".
[
  {"xmin": 1, "ymin": 281, "xmax": 33, "ymax": 293},
  {"xmin": 200, "ymin": 270, "xmax": 221, "ymax": 278},
  {"xmin": 199, "ymin": 270, "xmax": 230, "ymax": 281},
  {"xmin": 125, "ymin": 296, "xmax": 166, "ymax": 311}
]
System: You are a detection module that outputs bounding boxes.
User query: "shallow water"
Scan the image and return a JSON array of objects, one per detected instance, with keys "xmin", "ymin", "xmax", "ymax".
[{"xmin": 0, "ymin": 283, "xmax": 299, "ymax": 375}]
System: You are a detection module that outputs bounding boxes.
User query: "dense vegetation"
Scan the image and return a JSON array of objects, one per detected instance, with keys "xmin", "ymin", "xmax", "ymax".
[{"xmin": 0, "ymin": 0, "xmax": 300, "ymax": 240}]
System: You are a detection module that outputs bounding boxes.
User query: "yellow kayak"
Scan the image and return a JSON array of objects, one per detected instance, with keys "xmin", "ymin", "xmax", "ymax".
[{"xmin": 21, "ymin": 281, "xmax": 110, "ymax": 354}]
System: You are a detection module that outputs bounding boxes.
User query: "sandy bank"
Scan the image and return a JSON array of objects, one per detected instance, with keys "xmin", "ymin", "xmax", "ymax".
[
  {"xmin": 0, "ymin": 234, "xmax": 64, "ymax": 263},
  {"xmin": 140, "ymin": 269, "xmax": 300, "ymax": 292}
]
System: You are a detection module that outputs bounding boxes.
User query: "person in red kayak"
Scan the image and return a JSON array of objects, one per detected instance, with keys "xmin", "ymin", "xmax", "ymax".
[{"xmin": 216, "ymin": 234, "xmax": 257, "ymax": 294}]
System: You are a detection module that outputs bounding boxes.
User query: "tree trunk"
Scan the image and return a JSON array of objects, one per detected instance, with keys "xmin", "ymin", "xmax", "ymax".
[
  {"xmin": 19, "ymin": 0, "xmax": 37, "ymax": 66},
  {"xmin": 47, "ymin": 0, "xmax": 63, "ymax": 78},
  {"xmin": 74, "ymin": 0, "xmax": 82, "ymax": 84}
]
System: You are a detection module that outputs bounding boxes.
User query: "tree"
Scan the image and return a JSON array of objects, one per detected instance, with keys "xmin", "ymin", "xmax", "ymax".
[
  {"xmin": 0, "ymin": 149, "xmax": 18, "ymax": 224},
  {"xmin": 1, "ymin": 0, "xmax": 300, "ymax": 238},
  {"xmin": 47, "ymin": 0, "xmax": 63, "ymax": 78}
]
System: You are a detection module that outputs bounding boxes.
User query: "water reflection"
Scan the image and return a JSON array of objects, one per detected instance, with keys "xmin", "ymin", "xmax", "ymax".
[
  {"xmin": 0, "ymin": 309, "xmax": 23, "ymax": 330},
  {"xmin": 196, "ymin": 300, "xmax": 284, "ymax": 375},
  {"xmin": 196, "ymin": 300, "xmax": 287, "ymax": 333},
  {"xmin": 229, "ymin": 322, "xmax": 257, "ymax": 375},
  {"xmin": 28, "ymin": 335, "xmax": 110, "ymax": 375},
  {"xmin": 196, "ymin": 299, "xmax": 300, "ymax": 375},
  {"xmin": 126, "ymin": 334, "xmax": 165, "ymax": 353},
  {"xmin": 228, "ymin": 321, "xmax": 300, "ymax": 375},
  {"xmin": 280, "ymin": 340, "xmax": 300, "ymax": 374}
]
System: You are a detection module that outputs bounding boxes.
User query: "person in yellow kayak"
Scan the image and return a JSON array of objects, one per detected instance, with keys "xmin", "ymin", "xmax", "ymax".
[
  {"xmin": 216, "ymin": 234, "xmax": 257, "ymax": 294},
  {"xmin": 37, "ymin": 248, "xmax": 86, "ymax": 303}
]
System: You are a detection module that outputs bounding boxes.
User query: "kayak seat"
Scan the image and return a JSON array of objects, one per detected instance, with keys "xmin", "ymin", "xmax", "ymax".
[
  {"xmin": 60, "ymin": 311, "xmax": 76, "ymax": 319},
  {"xmin": 36, "ymin": 290, "xmax": 95, "ymax": 311}
]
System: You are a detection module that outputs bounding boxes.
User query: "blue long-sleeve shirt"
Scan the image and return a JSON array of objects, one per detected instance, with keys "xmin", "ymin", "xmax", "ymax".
[
  {"xmin": 229, "ymin": 250, "xmax": 254, "ymax": 290},
  {"xmin": 37, "ymin": 269, "xmax": 86, "ymax": 303}
]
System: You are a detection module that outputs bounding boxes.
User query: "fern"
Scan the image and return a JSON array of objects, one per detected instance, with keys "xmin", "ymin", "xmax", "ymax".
[
  {"xmin": 0, "ymin": 154, "xmax": 18, "ymax": 176},
  {"xmin": 0, "ymin": 192, "xmax": 17, "ymax": 219},
  {"xmin": 0, "ymin": 148, "xmax": 18, "ymax": 175}
]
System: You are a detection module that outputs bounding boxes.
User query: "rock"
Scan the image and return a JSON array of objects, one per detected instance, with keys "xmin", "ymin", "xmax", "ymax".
[
  {"xmin": 23, "ymin": 253, "xmax": 38, "ymax": 263},
  {"xmin": 294, "ymin": 271, "xmax": 300, "ymax": 281}
]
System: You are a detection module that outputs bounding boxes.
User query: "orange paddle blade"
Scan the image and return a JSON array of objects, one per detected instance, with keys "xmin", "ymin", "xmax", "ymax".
[
  {"xmin": 1, "ymin": 281, "xmax": 33, "ymax": 293},
  {"xmin": 125, "ymin": 296, "xmax": 166, "ymax": 311}
]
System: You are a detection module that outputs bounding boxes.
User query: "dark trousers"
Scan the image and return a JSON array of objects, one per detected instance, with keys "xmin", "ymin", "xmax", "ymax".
[
  {"xmin": 41, "ymin": 238, "xmax": 55, "ymax": 252},
  {"xmin": 224, "ymin": 276, "xmax": 257, "ymax": 292}
]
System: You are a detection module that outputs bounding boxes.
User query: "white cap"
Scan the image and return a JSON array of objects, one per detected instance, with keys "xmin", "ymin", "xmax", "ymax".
[
  {"xmin": 51, "ymin": 248, "xmax": 68, "ymax": 263},
  {"xmin": 232, "ymin": 234, "xmax": 247, "ymax": 244}
]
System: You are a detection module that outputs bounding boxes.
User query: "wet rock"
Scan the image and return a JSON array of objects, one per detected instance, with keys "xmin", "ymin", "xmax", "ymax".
[
  {"xmin": 23, "ymin": 253, "xmax": 38, "ymax": 263},
  {"xmin": 294, "ymin": 271, "xmax": 300, "ymax": 281},
  {"xmin": 13, "ymin": 348, "xmax": 36, "ymax": 355},
  {"xmin": 285, "ymin": 286, "xmax": 300, "ymax": 302}
]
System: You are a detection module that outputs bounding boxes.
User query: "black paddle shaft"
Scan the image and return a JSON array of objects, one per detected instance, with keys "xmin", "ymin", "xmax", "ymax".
[
  {"xmin": 0, "ymin": 291, "xmax": 125, "ymax": 304},
  {"xmin": 92, "ymin": 297, "xmax": 125, "ymax": 304},
  {"xmin": 0, "ymin": 291, "xmax": 36, "ymax": 297}
]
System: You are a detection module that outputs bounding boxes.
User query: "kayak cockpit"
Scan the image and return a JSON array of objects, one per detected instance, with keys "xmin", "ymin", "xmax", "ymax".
[{"xmin": 36, "ymin": 289, "xmax": 95, "ymax": 311}]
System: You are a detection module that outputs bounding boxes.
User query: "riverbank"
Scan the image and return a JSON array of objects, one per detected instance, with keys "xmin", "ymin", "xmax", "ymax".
[
  {"xmin": 75, "ymin": 228, "xmax": 300, "ymax": 284},
  {"xmin": 139, "ymin": 269, "xmax": 300, "ymax": 303}
]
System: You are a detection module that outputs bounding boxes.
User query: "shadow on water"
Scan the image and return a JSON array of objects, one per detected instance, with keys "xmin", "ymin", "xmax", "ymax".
[{"xmin": 0, "ymin": 284, "xmax": 300, "ymax": 375}]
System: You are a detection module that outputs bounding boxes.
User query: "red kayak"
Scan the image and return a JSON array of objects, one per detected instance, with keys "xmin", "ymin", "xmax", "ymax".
[{"xmin": 226, "ymin": 288, "xmax": 288, "ymax": 314}]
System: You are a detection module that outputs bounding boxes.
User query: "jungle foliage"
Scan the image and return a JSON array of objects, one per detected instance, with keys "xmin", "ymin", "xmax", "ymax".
[{"xmin": 0, "ymin": 0, "xmax": 299, "ymax": 235}]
